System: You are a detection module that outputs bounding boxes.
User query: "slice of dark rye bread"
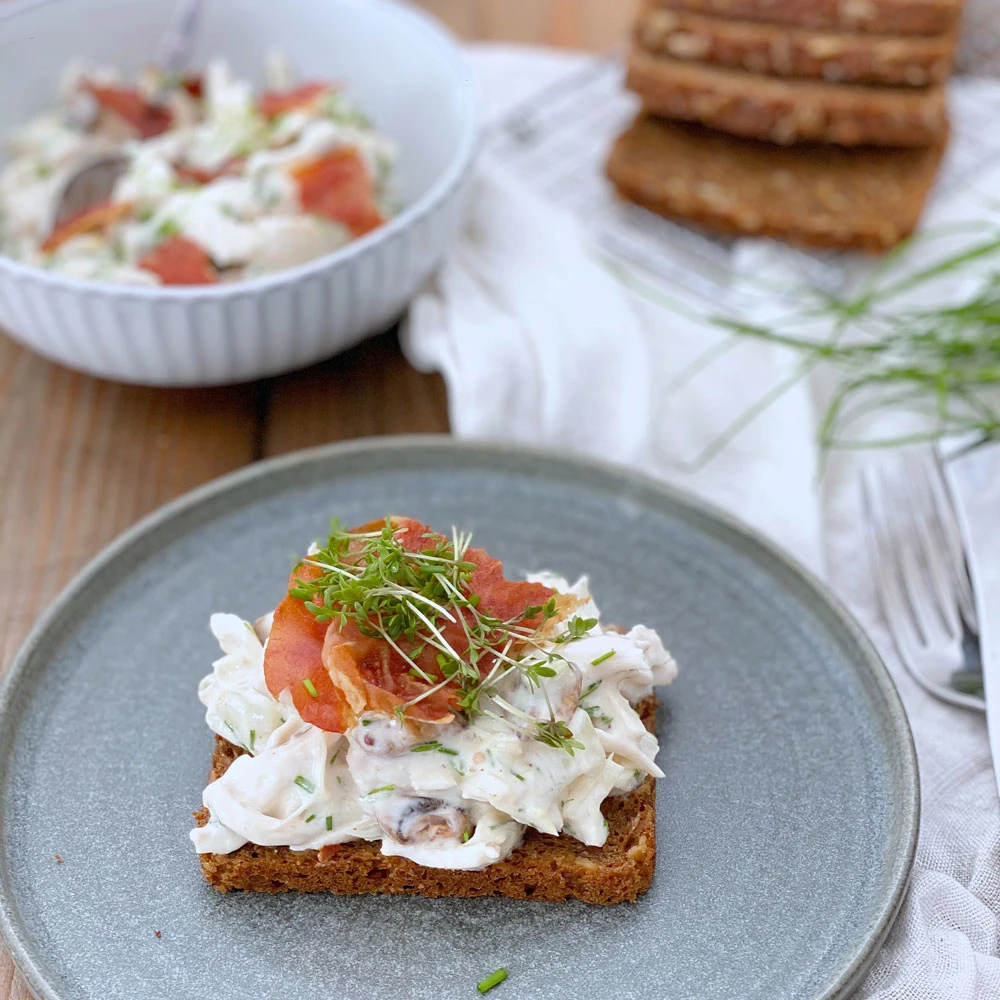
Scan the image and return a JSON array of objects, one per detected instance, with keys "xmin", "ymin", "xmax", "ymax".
[
  {"xmin": 646, "ymin": 0, "xmax": 964, "ymax": 36},
  {"xmin": 605, "ymin": 114, "xmax": 945, "ymax": 252},
  {"xmin": 636, "ymin": 5, "xmax": 958, "ymax": 86},
  {"xmin": 627, "ymin": 49, "xmax": 948, "ymax": 146},
  {"xmin": 195, "ymin": 696, "xmax": 658, "ymax": 905}
]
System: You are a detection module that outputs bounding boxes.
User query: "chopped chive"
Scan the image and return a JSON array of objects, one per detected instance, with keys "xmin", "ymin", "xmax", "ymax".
[
  {"xmin": 155, "ymin": 218, "xmax": 181, "ymax": 240},
  {"xmin": 513, "ymin": 772, "xmax": 525, "ymax": 782},
  {"xmin": 294, "ymin": 775, "xmax": 316, "ymax": 794},
  {"xmin": 462, "ymin": 829, "xmax": 471, "ymax": 842},
  {"xmin": 411, "ymin": 739, "xmax": 460, "ymax": 756},
  {"xmin": 330, "ymin": 749, "xmax": 340, "ymax": 765},
  {"xmin": 337, "ymin": 776, "xmax": 342, "ymax": 784},
  {"xmin": 367, "ymin": 784, "xmax": 395, "ymax": 795},
  {"xmin": 249, "ymin": 729, "xmax": 256, "ymax": 750},
  {"xmin": 302, "ymin": 678, "xmax": 319, "ymax": 698},
  {"xmin": 477, "ymin": 969, "xmax": 508, "ymax": 993},
  {"xmin": 305, "ymin": 814, "xmax": 316, "ymax": 823},
  {"xmin": 326, "ymin": 816, "xmax": 333, "ymax": 831},
  {"xmin": 591, "ymin": 650, "xmax": 615, "ymax": 667},
  {"xmin": 361, "ymin": 719, "xmax": 373, "ymax": 726},
  {"xmin": 583, "ymin": 704, "xmax": 613, "ymax": 725}
]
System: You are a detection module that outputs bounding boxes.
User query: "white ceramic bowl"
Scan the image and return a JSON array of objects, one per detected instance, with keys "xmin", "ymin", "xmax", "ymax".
[{"xmin": 0, "ymin": 0, "xmax": 476, "ymax": 385}]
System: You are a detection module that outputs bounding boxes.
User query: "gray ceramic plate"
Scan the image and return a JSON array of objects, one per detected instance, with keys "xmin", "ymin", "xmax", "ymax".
[{"xmin": 0, "ymin": 437, "xmax": 917, "ymax": 1000}]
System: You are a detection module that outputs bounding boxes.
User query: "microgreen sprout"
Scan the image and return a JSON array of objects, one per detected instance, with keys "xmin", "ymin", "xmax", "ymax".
[{"xmin": 289, "ymin": 519, "xmax": 587, "ymax": 754}]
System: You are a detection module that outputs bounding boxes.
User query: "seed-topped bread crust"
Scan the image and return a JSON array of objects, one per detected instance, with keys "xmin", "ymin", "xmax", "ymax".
[
  {"xmin": 645, "ymin": 0, "xmax": 964, "ymax": 36},
  {"xmin": 635, "ymin": 5, "xmax": 958, "ymax": 86},
  {"xmin": 627, "ymin": 49, "xmax": 948, "ymax": 146}
]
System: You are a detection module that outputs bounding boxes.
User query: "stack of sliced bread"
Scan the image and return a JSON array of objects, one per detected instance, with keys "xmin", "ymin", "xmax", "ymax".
[{"xmin": 606, "ymin": 0, "xmax": 964, "ymax": 251}]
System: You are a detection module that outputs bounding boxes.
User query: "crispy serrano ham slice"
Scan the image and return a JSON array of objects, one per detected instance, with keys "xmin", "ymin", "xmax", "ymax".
[
  {"xmin": 258, "ymin": 82, "xmax": 335, "ymax": 120},
  {"xmin": 291, "ymin": 147, "xmax": 385, "ymax": 237},
  {"xmin": 138, "ymin": 235, "xmax": 217, "ymax": 285},
  {"xmin": 85, "ymin": 84, "xmax": 173, "ymax": 139},
  {"xmin": 263, "ymin": 517, "xmax": 559, "ymax": 733}
]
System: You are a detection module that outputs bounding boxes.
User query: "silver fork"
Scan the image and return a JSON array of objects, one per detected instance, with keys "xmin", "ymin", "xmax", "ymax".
[{"xmin": 861, "ymin": 449, "xmax": 984, "ymax": 712}]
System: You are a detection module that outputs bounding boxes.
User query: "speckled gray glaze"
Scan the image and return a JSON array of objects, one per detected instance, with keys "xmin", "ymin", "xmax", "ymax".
[{"xmin": 0, "ymin": 437, "xmax": 917, "ymax": 1000}]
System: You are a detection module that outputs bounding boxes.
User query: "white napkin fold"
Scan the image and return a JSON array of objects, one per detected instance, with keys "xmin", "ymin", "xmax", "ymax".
[
  {"xmin": 404, "ymin": 50, "xmax": 824, "ymax": 574},
  {"xmin": 403, "ymin": 43, "xmax": 1000, "ymax": 1000}
]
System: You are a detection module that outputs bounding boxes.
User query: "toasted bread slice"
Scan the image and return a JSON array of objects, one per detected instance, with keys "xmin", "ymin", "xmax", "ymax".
[
  {"xmin": 196, "ymin": 696, "xmax": 658, "ymax": 905},
  {"xmin": 627, "ymin": 49, "xmax": 947, "ymax": 146},
  {"xmin": 606, "ymin": 113, "xmax": 944, "ymax": 251},
  {"xmin": 646, "ymin": 0, "xmax": 964, "ymax": 36},
  {"xmin": 636, "ymin": 4, "xmax": 958, "ymax": 86}
]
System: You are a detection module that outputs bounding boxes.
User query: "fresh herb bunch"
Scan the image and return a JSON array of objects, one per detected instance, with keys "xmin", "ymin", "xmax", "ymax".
[
  {"xmin": 290, "ymin": 519, "xmax": 595, "ymax": 754},
  {"xmin": 613, "ymin": 226, "xmax": 1000, "ymax": 460},
  {"xmin": 713, "ymin": 230, "xmax": 1000, "ymax": 452}
]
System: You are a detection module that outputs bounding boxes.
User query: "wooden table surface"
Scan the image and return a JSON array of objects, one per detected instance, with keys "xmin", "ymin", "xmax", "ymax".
[{"xmin": 0, "ymin": 2, "xmax": 637, "ymax": 997}]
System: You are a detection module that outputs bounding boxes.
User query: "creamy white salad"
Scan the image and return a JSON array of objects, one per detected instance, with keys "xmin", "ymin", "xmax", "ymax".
[
  {"xmin": 191, "ymin": 559, "xmax": 677, "ymax": 872},
  {"xmin": 0, "ymin": 56, "xmax": 396, "ymax": 285}
]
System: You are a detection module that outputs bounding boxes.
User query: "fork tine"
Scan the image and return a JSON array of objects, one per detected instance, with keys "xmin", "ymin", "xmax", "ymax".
[
  {"xmin": 862, "ymin": 459, "xmax": 983, "ymax": 710},
  {"xmin": 925, "ymin": 451, "xmax": 979, "ymax": 633},
  {"xmin": 861, "ymin": 467, "xmax": 930, "ymax": 667},
  {"xmin": 898, "ymin": 451, "xmax": 963, "ymax": 639},
  {"xmin": 887, "ymin": 460, "xmax": 960, "ymax": 652}
]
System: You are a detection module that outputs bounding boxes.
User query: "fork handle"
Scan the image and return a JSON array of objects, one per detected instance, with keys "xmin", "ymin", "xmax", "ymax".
[{"xmin": 943, "ymin": 442, "xmax": 1000, "ymax": 796}]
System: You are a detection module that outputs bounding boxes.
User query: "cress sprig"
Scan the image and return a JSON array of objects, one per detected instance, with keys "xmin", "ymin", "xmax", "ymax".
[{"xmin": 289, "ymin": 519, "xmax": 595, "ymax": 754}]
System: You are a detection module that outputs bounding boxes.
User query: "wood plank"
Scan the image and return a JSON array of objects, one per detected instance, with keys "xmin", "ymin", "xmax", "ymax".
[
  {"xmin": 414, "ymin": 0, "xmax": 640, "ymax": 48},
  {"xmin": 0, "ymin": 336, "xmax": 260, "ymax": 671},
  {"xmin": 261, "ymin": 328, "xmax": 449, "ymax": 454},
  {"xmin": 0, "ymin": 339, "xmax": 259, "ymax": 999}
]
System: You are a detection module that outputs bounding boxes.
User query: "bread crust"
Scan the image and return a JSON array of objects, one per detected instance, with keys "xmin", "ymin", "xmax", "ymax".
[
  {"xmin": 605, "ymin": 113, "xmax": 944, "ymax": 252},
  {"xmin": 636, "ymin": 4, "xmax": 958, "ymax": 86},
  {"xmin": 647, "ymin": 0, "xmax": 963, "ymax": 37},
  {"xmin": 195, "ymin": 697, "xmax": 658, "ymax": 905},
  {"xmin": 627, "ymin": 49, "xmax": 948, "ymax": 146}
]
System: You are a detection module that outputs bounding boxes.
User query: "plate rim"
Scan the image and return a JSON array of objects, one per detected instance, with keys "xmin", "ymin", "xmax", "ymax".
[{"xmin": 0, "ymin": 434, "xmax": 919, "ymax": 1000}]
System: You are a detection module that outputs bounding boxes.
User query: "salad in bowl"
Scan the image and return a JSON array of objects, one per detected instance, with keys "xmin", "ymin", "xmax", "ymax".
[
  {"xmin": 0, "ymin": 55, "xmax": 397, "ymax": 285},
  {"xmin": 0, "ymin": 0, "xmax": 475, "ymax": 385}
]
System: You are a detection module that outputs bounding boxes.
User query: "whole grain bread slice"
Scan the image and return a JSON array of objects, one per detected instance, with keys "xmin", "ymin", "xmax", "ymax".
[
  {"xmin": 195, "ymin": 696, "xmax": 658, "ymax": 905},
  {"xmin": 627, "ymin": 49, "xmax": 947, "ymax": 145},
  {"xmin": 637, "ymin": 4, "xmax": 958, "ymax": 86},
  {"xmin": 606, "ymin": 113, "xmax": 944, "ymax": 251},
  {"xmin": 627, "ymin": 49, "xmax": 948, "ymax": 146},
  {"xmin": 647, "ymin": 0, "xmax": 964, "ymax": 36}
]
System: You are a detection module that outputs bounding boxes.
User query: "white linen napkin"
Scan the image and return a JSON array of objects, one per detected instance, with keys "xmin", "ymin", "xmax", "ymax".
[
  {"xmin": 405, "ymin": 48, "xmax": 825, "ymax": 576},
  {"xmin": 402, "ymin": 43, "xmax": 1000, "ymax": 999}
]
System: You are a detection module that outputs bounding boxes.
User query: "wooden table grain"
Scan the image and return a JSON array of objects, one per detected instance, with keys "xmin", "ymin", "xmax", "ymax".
[{"xmin": 0, "ymin": 3, "xmax": 636, "ymax": 997}]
